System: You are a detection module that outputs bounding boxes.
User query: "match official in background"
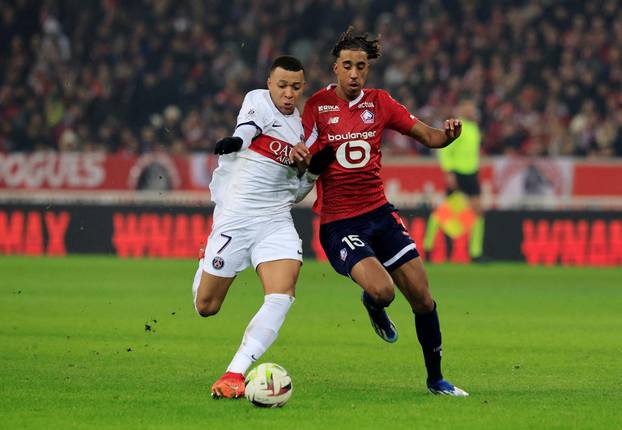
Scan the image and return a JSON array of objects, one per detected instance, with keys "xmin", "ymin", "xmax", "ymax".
[{"xmin": 436, "ymin": 100, "xmax": 485, "ymax": 262}]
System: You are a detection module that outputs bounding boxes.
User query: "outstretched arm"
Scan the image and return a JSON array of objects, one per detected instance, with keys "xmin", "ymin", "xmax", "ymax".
[{"xmin": 408, "ymin": 118, "xmax": 462, "ymax": 149}]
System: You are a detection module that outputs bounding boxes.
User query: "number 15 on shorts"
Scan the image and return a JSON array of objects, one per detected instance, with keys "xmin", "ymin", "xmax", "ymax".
[{"xmin": 342, "ymin": 234, "xmax": 365, "ymax": 250}]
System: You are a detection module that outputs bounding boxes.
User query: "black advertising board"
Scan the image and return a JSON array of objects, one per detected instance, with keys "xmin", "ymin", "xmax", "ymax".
[{"xmin": 1, "ymin": 204, "xmax": 621, "ymax": 266}]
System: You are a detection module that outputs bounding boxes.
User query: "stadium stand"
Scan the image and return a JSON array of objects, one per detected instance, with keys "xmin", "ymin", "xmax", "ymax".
[{"xmin": 1, "ymin": 0, "xmax": 621, "ymax": 156}]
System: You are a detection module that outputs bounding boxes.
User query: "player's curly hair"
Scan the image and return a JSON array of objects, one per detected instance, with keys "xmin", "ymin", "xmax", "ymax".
[{"xmin": 331, "ymin": 26, "xmax": 381, "ymax": 60}]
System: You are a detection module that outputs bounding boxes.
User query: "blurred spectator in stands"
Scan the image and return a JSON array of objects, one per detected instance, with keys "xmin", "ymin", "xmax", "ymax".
[{"xmin": 0, "ymin": 0, "xmax": 621, "ymax": 158}]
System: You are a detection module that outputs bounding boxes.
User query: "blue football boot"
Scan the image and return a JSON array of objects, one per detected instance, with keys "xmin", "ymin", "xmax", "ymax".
[
  {"xmin": 361, "ymin": 291, "xmax": 398, "ymax": 343},
  {"xmin": 427, "ymin": 379, "xmax": 469, "ymax": 396}
]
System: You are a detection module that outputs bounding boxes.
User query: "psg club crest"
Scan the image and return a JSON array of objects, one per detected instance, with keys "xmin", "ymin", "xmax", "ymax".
[
  {"xmin": 212, "ymin": 256, "xmax": 225, "ymax": 270},
  {"xmin": 361, "ymin": 109, "xmax": 375, "ymax": 124},
  {"xmin": 340, "ymin": 248, "xmax": 348, "ymax": 261}
]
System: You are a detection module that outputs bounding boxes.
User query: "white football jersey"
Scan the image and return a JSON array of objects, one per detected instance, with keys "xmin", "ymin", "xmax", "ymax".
[{"xmin": 209, "ymin": 89, "xmax": 306, "ymax": 217}]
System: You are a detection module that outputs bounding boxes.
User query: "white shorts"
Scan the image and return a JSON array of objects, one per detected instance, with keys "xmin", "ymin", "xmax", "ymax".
[{"xmin": 199, "ymin": 213, "xmax": 303, "ymax": 278}]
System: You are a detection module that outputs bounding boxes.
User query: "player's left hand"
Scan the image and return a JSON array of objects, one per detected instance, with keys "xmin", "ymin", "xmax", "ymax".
[
  {"xmin": 289, "ymin": 142, "xmax": 311, "ymax": 172},
  {"xmin": 444, "ymin": 118, "xmax": 462, "ymax": 142}
]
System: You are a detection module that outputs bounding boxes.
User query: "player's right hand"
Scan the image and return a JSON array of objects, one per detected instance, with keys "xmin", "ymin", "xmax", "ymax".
[
  {"xmin": 214, "ymin": 136, "xmax": 243, "ymax": 155},
  {"xmin": 444, "ymin": 118, "xmax": 462, "ymax": 142},
  {"xmin": 308, "ymin": 145, "xmax": 336, "ymax": 175},
  {"xmin": 289, "ymin": 142, "xmax": 311, "ymax": 168}
]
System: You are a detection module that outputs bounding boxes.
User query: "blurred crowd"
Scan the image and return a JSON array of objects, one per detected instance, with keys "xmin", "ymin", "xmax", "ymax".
[{"xmin": 1, "ymin": 0, "xmax": 622, "ymax": 157}]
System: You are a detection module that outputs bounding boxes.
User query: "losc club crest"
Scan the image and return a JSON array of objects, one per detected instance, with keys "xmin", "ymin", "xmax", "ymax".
[
  {"xmin": 361, "ymin": 109, "xmax": 375, "ymax": 124},
  {"xmin": 212, "ymin": 256, "xmax": 225, "ymax": 270},
  {"xmin": 340, "ymin": 248, "xmax": 348, "ymax": 261}
]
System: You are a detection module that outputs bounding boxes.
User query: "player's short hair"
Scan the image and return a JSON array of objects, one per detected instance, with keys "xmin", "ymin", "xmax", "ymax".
[
  {"xmin": 331, "ymin": 26, "xmax": 381, "ymax": 60},
  {"xmin": 270, "ymin": 55, "xmax": 304, "ymax": 73}
]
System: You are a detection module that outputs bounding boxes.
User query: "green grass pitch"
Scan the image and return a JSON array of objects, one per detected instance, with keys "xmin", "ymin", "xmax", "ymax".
[{"xmin": 1, "ymin": 256, "xmax": 621, "ymax": 429}]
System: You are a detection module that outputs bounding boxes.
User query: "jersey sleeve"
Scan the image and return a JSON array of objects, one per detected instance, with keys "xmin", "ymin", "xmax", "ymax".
[
  {"xmin": 381, "ymin": 90, "xmax": 418, "ymax": 135},
  {"xmin": 302, "ymin": 96, "xmax": 324, "ymax": 214},
  {"xmin": 302, "ymin": 98, "xmax": 320, "ymax": 154},
  {"xmin": 236, "ymin": 90, "xmax": 273, "ymax": 134}
]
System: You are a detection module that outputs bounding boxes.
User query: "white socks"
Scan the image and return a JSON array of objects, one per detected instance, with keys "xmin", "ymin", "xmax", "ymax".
[{"xmin": 226, "ymin": 293, "xmax": 294, "ymax": 374}]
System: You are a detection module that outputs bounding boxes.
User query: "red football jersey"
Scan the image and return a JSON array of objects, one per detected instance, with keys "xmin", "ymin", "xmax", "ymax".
[{"xmin": 303, "ymin": 85, "xmax": 418, "ymax": 224}]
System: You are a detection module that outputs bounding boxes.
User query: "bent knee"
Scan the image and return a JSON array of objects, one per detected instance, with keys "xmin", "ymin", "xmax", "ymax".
[
  {"xmin": 366, "ymin": 284, "xmax": 395, "ymax": 306},
  {"xmin": 195, "ymin": 299, "xmax": 222, "ymax": 317}
]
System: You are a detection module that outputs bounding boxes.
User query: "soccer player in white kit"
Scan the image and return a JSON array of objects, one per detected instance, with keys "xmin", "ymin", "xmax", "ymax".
[{"xmin": 192, "ymin": 56, "xmax": 334, "ymax": 399}]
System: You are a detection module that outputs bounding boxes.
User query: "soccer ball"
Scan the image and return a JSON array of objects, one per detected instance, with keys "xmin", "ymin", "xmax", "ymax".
[{"xmin": 244, "ymin": 363, "xmax": 293, "ymax": 408}]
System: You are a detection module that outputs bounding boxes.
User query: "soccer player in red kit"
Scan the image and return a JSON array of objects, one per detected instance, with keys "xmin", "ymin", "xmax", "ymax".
[{"xmin": 302, "ymin": 27, "xmax": 468, "ymax": 396}]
